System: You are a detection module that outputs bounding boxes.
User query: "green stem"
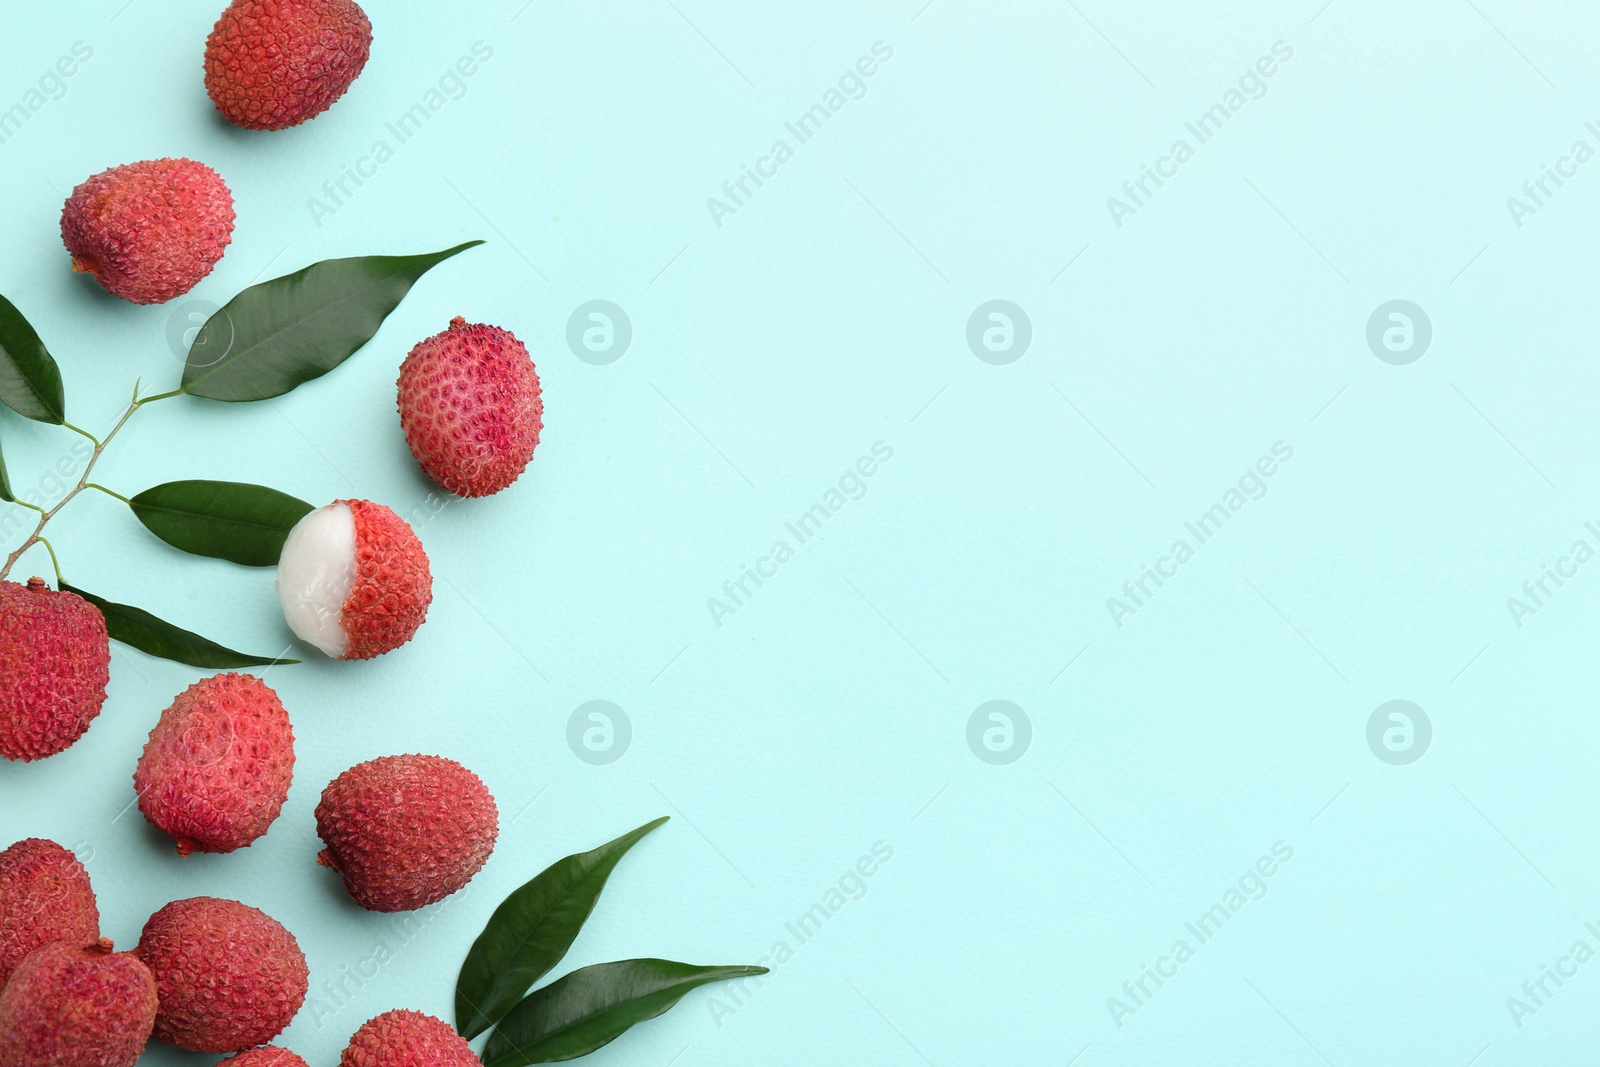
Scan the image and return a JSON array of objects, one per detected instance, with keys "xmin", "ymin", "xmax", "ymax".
[
  {"xmin": 35, "ymin": 536, "xmax": 64, "ymax": 586},
  {"xmin": 62, "ymin": 421, "xmax": 101, "ymax": 449},
  {"xmin": 0, "ymin": 390, "xmax": 148, "ymax": 582},
  {"xmin": 86, "ymin": 483, "xmax": 131, "ymax": 504},
  {"xmin": 135, "ymin": 388, "xmax": 185, "ymax": 407}
]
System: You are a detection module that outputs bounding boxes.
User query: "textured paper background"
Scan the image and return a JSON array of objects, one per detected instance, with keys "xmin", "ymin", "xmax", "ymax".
[{"xmin": 4, "ymin": 1, "xmax": 1600, "ymax": 1064}]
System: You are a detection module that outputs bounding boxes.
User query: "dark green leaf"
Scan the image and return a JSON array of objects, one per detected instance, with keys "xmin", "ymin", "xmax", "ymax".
[
  {"xmin": 129, "ymin": 480, "xmax": 313, "ymax": 567},
  {"xmin": 457, "ymin": 817, "xmax": 669, "ymax": 1038},
  {"xmin": 59, "ymin": 582, "xmax": 298, "ymax": 668},
  {"xmin": 0, "ymin": 294, "xmax": 66, "ymax": 423},
  {"xmin": 0, "ymin": 428, "xmax": 14, "ymax": 503},
  {"xmin": 181, "ymin": 241, "xmax": 483, "ymax": 402},
  {"xmin": 483, "ymin": 959, "xmax": 770, "ymax": 1067}
]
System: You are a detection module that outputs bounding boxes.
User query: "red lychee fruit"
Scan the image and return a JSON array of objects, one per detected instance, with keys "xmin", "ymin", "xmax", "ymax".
[
  {"xmin": 0, "ymin": 839, "xmax": 100, "ymax": 989},
  {"xmin": 219, "ymin": 1046, "xmax": 311, "ymax": 1067},
  {"xmin": 0, "ymin": 939, "xmax": 158, "ymax": 1067},
  {"xmin": 133, "ymin": 673, "xmax": 295, "ymax": 856},
  {"xmin": 205, "ymin": 0, "xmax": 373, "ymax": 130},
  {"xmin": 60, "ymin": 158, "xmax": 235, "ymax": 305},
  {"xmin": 316, "ymin": 755, "xmax": 498, "ymax": 912},
  {"xmin": 340, "ymin": 1010, "xmax": 479, "ymax": 1067},
  {"xmin": 397, "ymin": 317, "xmax": 545, "ymax": 498},
  {"xmin": 0, "ymin": 577, "xmax": 111, "ymax": 762},
  {"xmin": 276, "ymin": 499, "xmax": 432, "ymax": 660},
  {"xmin": 135, "ymin": 897, "xmax": 307, "ymax": 1052}
]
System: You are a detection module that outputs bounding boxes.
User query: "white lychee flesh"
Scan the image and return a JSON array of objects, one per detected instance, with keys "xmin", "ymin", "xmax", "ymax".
[{"xmin": 276, "ymin": 503, "xmax": 355, "ymax": 659}]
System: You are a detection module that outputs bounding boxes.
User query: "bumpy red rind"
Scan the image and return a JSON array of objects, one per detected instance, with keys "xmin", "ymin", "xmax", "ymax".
[
  {"xmin": 0, "ymin": 578, "xmax": 111, "ymax": 761},
  {"xmin": 0, "ymin": 939, "xmax": 158, "ymax": 1067},
  {"xmin": 134, "ymin": 672, "xmax": 296, "ymax": 855},
  {"xmin": 397, "ymin": 317, "xmax": 545, "ymax": 497},
  {"xmin": 59, "ymin": 158, "xmax": 235, "ymax": 304},
  {"xmin": 135, "ymin": 897, "xmax": 307, "ymax": 1052},
  {"xmin": 340, "ymin": 1010, "xmax": 480, "ymax": 1067},
  {"xmin": 0, "ymin": 838, "xmax": 100, "ymax": 989},
  {"xmin": 316, "ymin": 754, "xmax": 498, "ymax": 912},
  {"xmin": 205, "ymin": 0, "xmax": 373, "ymax": 130},
  {"xmin": 336, "ymin": 500, "xmax": 432, "ymax": 660},
  {"xmin": 219, "ymin": 1046, "xmax": 312, "ymax": 1067}
]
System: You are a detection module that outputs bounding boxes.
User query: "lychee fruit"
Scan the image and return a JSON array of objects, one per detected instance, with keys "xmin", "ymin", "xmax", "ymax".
[
  {"xmin": 0, "ymin": 577, "xmax": 111, "ymax": 762},
  {"xmin": 60, "ymin": 158, "xmax": 235, "ymax": 305},
  {"xmin": 135, "ymin": 897, "xmax": 307, "ymax": 1052},
  {"xmin": 316, "ymin": 754, "xmax": 498, "ymax": 912},
  {"xmin": 219, "ymin": 1047, "xmax": 311, "ymax": 1067},
  {"xmin": 340, "ymin": 1010, "xmax": 479, "ymax": 1067},
  {"xmin": 276, "ymin": 499, "xmax": 432, "ymax": 660},
  {"xmin": 133, "ymin": 673, "xmax": 295, "ymax": 856},
  {"xmin": 0, "ymin": 939, "xmax": 158, "ymax": 1067},
  {"xmin": 205, "ymin": 0, "xmax": 373, "ymax": 131},
  {"xmin": 0, "ymin": 839, "xmax": 100, "ymax": 989},
  {"xmin": 397, "ymin": 317, "xmax": 545, "ymax": 497}
]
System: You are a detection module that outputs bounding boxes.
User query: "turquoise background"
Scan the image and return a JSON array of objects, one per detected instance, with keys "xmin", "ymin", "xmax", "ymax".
[{"xmin": 4, "ymin": 0, "xmax": 1600, "ymax": 1063}]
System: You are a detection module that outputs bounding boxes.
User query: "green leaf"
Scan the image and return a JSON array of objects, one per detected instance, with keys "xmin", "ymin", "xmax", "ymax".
[
  {"xmin": 482, "ymin": 960, "xmax": 770, "ymax": 1067},
  {"xmin": 0, "ymin": 293, "xmax": 66, "ymax": 423},
  {"xmin": 0, "ymin": 428, "xmax": 14, "ymax": 504},
  {"xmin": 59, "ymin": 582, "xmax": 298, "ymax": 669},
  {"xmin": 181, "ymin": 241, "xmax": 483, "ymax": 402},
  {"xmin": 457, "ymin": 817, "xmax": 670, "ymax": 1039},
  {"xmin": 129, "ymin": 480, "xmax": 313, "ymax": 567}
]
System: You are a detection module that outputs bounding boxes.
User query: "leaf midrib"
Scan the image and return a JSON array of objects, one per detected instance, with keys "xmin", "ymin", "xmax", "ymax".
[
  {"xmin": 183, "ymin": 243, "xmax": 478, "ymax": 396},
  {"xmin": 490, "ymin": 966, "xmax": 764, "ymax": 1064},
  {"xmin": 184, "ymin": 268, "xmax": 401, "ymax": 394},
  {"xmin": 465, "ymin": 859, "xmax": 627, "ymax": 1029},
  {"xmin": 463, "ymin": 817, "xmax": 668, "ymax": 1036},
  {"xmin": 133, "ymin": 499, "xmax": 300, "ymax": 536}
]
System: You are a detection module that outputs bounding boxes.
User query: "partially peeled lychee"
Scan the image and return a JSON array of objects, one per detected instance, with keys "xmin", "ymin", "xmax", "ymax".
[
  {"xmin": 276, "ymin": 500, "xmax": 432, "ymax": 660},
  {"xmin": 0, "ymin": 577, "xmax": 111, "ymax": 761}
]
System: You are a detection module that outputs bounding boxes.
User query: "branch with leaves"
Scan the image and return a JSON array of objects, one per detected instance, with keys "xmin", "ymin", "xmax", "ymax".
[
  {"xmin": 455, "ymin": 817, "xmax": 769, "ymax": 1065},
  {"xmin": 0, "ymin": 240, "xmax": 480, "ymax": 667}
]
